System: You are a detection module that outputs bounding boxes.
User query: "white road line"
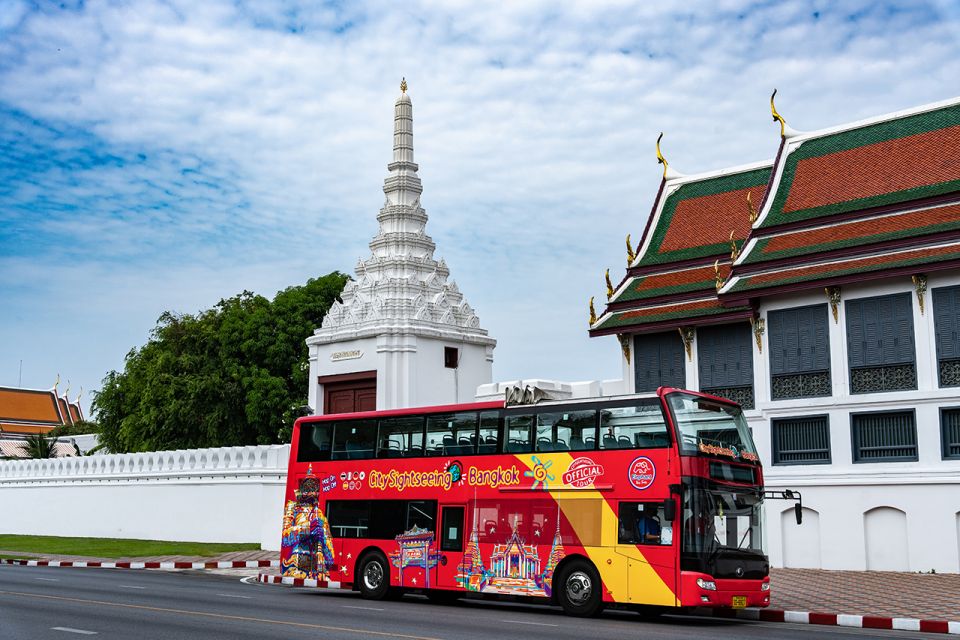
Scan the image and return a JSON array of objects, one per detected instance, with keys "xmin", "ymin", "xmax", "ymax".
[
  {"xmin": 216, "ymin": 593, "xmax": 252, "ymax": 599},
  {"xmin": 119, "ymin": 585, "xmax": 146, "ymax": 590},
  {"xmin": 240, "ymin": 575, "xmax": 258, "ymax": 585},
  {"xmin": 343, "ymin": 605, "xmax": 386, "ymax": 611},
  {"xmin": 500, "ymin": 620, "xmax": 558, "ymax": 627},
  {"xmin": 35, "ymin": 577, "xmax": 59, "ymax": 582},
  {"xmin": 51, "ymin": 628, "xmax": 98, "ymax": 635}
]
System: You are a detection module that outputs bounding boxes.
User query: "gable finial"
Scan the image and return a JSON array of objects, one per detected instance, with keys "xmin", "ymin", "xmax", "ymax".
[
  {"xmin": 400, "ymin": 77, "xmax": 407, "ymax": 93},
  {"xmin": 747, "ymin": 190, "xmax": 758, "ymax": 224},
  {"xmin": 729, "ymin": 230, "xmax": 740, "ymax": 261},
  {"xmin": 770, "ymin": 89, "xmax": 787, "ymax": 138},
  {"xmin": 588, "ymin": 297, "xmax": 597, "ymax": 326},
  {"xmin": 626, "ymin": 233, "xmax": 636, "ymax": 265},
  {"xmin": 714, "ymin": 259, "xmax": 725, "ymax": 291},
  {"xmin": 655, "ymin": 132, "xmax": 668, "ymax": 179},
  {"xmin": 605, "ymin": 269, "xmax": 614, "ymax": 299}
]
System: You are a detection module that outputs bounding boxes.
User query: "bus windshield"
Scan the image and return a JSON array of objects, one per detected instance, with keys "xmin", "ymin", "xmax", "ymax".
[{"xmin": 666, "ymin": 392, "xmax": 759, "ymax": 462}]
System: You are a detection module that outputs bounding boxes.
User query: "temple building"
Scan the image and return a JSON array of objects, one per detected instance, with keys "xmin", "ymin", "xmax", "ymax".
[
  {"xmin": 589, "ymin": 95, "xmax": 960, "ymax": 573},
  {"xmin": 0, "ymin": 380, "xmax": 84, "ymax": 457},
  {"xmin": 307, "ymin": 81, "xmax": 496, "ymax": 414}
]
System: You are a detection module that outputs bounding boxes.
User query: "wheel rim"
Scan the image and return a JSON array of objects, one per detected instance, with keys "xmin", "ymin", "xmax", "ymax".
[
  {"xmin": 363, "ymin": 560, "xmax": 384, "ymax": 591},
  {"xmin": 564, "ymin": 570, "xmax": 593, "ymax": 606}
]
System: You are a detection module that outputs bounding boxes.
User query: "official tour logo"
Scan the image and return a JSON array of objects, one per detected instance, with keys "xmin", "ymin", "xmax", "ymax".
[
  {"xmin": 628, "ymin": 456, "xmax": 656, "ymax": 490},
  {"xmin": 562, "ymin": 457, "xmax": 604, "ymax": 488}
]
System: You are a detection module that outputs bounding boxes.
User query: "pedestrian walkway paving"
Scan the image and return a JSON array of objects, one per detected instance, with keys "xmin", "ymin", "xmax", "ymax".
[{"xmin": 770, "ymin": 568, "xmax": 960, "ymax": 623}]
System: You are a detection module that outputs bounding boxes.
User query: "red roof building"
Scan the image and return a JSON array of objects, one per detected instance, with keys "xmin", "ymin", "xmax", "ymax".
[{"xmin": 0, "ymin": 382, "xmax": 84, "ymax": 436}]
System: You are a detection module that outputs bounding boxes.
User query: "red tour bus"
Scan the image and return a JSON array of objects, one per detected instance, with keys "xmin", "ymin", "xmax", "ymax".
[{"xmin": 280, "ymin": 387, "xmax": 772, "ymax": 617}]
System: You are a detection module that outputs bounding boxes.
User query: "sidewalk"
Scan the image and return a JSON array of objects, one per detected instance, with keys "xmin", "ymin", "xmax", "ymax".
[
  {"xmin": 770, "ymin": 568, "xmax": 960, "ymax": 623},
  {"xmin": 0, "ymin": 548, "xmax": 276, "ymax": 564}
]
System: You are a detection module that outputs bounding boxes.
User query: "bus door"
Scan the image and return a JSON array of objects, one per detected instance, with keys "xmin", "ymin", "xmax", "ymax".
[
  {"xmin": 615, "ymin": 499, "xmax": 678, "ymax": 606},
  {"xmin": 434, "ymin": 504, "xmax": 467, "ymax": 590}
]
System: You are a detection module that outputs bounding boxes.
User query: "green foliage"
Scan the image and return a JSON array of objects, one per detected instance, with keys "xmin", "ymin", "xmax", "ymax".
[
  {"xmin": 22, "ymin": 433, "xmax": 57, "ymax": 459},
  {"xmin": 92, "ymin": 272, "xmax": 349, "ymax": 453},
  {"xmin": 48, "ymin": 420, "xmax": 99, "ymax": 439},
  {"xmin": 0, "ymin": 534, "xmax": 260, "ymax": 558}
]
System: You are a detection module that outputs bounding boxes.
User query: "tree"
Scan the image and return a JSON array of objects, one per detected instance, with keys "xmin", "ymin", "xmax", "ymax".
[
  {"xmin": 22, "ymin": 433, "xmax": 57, "ymax": 459},
  {"xmin": 92, "ymin": 271, "xmax": 349, "ymax": 452},
  {"xmin": 48, "ymin": 420, "xmax": 99, "ymax": 439}
]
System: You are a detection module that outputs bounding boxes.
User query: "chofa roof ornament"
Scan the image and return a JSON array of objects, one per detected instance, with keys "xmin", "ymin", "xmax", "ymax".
[
  {"xmin": 770, "ymin": 89, "xmax": 801, "ymax": 139},
  {"xmin": 656, "ymin": 132, "xmax": 684, "ymax": 180}
]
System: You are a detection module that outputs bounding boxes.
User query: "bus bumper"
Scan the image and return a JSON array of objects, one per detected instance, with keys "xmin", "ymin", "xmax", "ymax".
[{"xmin": 679, "ymin": 572, "xmax": 771, "ymax": 608}]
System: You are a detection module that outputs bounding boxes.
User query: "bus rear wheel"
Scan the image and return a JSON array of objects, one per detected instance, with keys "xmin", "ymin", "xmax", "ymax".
[
  {"xmin": 358, "ymin": 552, "xmax": 391, "ymax": 600},
  {"xmin": 556, "ymin": 560, "xmax": 604, "ymax": 617}
]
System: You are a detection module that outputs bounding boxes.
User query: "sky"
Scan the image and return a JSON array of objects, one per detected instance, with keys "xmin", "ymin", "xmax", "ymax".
[{"xmin": 2, "ymin": 0, "xmax": 959, "ymax": 415}]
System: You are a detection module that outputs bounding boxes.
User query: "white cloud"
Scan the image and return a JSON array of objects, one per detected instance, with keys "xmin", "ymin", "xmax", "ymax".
[{"xmin": 1, "ymin": 0, "xmax": 959, "ymax": 410}]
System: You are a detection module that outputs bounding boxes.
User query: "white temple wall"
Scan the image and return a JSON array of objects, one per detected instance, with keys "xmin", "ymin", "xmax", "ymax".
[
  {"xmin": 308, "ymin": 336, "xmax": 379, "ymax": 413},
  {"xmin": 0, "ymin": 445, "xmax": 289, "ymax": 551}
]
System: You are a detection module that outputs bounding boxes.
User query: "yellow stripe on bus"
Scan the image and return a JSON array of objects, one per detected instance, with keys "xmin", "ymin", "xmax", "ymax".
[{"xmin": 514, "ymin": 452, "xmax": 678, "ymax": 607}]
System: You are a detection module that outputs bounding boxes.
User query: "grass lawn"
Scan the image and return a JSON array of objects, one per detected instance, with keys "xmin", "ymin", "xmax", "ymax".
[{"xmin": 0, "ymin": 535, "xmax": 261, "ymax": 558}]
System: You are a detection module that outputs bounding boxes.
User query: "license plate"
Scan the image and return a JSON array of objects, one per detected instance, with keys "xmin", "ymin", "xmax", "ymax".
[{"xmin": 731, "ymin": 596, "xmax": 747, "ymax": 608}]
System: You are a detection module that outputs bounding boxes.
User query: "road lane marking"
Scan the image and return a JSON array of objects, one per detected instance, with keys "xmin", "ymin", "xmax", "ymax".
[
  {"xmin": 240, "ymin": 576, "xmax": 258, "ymax": 585},
  {"xmin": 343, "ymin": 605, "xmax": 385, "ymax": 611},
  {"xmin": 0, "ymin": 590, "xmax": 440, "ymax": 640},
  {"xmin": 217, "ymin": 593, "xmax": 252, "ymax": 599},
  {"xmin": 119, "ymin": 585, "xmax": 146, "ymax": 590},
  {"xmin": 500, "ymin": 620, "xmax": 558, "ymax": 627},
  {"xmin": 51, "ymin": 628, "xmax": 97, "ymax": 635},
  {"xmin": 35, "ymin": 577, "xmax": 60, "ymax": 582}
]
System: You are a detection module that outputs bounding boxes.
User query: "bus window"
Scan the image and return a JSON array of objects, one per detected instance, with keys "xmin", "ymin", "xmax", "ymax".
[
  {"xmin": 478, "ymin": 411, "xmax": 499, "ymax": 454},
  {"xmin": 297, "ymin": 422, "xmax": 333, "ymax": 462},
  {"xmin": 406, "ymin": 500, "xmax": 437, "ymax": 531},
  {"xmin": 618, "ymin": 501, "xmax": 672, "ymax": 545},
  {"xmin": 425, "ymin": 412, "xmax": 478, "ymax": 456},
  {"xmin": 327, "ymin": 500, "xmax": 371, "ymax": 538},
  {"xmin": 476, "ymin": 500, "xmax": 528, "ymax": 544},
  {"xmin": 535, "ymin": 410, "xmax": 597, "ymax": 452},
  {"xmin": 505, "ymin": 415, "xmax": 534, "ymax": 453},
  {"xmin": 331, "ymin": 419, "xmax": 377, "ymax": 460},
  {"xmin": 599, "ymin": 402, "xmax": 669, "ymax": 450},
  {"xmin": 377, "ymin": 416, "xmax": 425, "ymax": 458}
]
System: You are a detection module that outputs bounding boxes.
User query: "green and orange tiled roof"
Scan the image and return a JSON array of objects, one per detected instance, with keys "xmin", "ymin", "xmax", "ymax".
[
  {"xmin": 757, "ymin": 101, "xmax": 960, "ymax": 229},
  {"xmin": 726, "ymin": 243, "xmax": 960, "ymax": 295},
  {"xmin": 740, "ymin": 200, "xmax": 960, "ymax": 266},
  {"xmin": 636, "ymin": 165, "xmax": 770, "ymax": 267},
  {"xmin": 613, "ymin": 262, "xmax": 731, "ymax": 304},
  {"xmin": 592, "ymin": 297, "xmax": 752, "ymax": 332}
]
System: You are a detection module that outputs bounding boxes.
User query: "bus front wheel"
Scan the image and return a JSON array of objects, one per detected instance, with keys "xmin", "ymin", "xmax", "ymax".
[
  {"xmin": 556, "ymin": 560, "xmax": 604, "ymax": 617},
  {"xmin": 358, "ymin": 552, "xmax": 390, "ymax": 600}
]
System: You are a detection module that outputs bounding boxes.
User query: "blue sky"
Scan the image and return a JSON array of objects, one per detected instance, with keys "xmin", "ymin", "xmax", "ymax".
[{"xmin": 1, "ymin": 0, "xmax": 959, "ymax": 413}]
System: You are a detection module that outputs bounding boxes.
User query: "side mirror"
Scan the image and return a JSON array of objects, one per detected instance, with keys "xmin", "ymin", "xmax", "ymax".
[
  {"xmin": 794, "ymin": 503, "xmax": 803, "ymax": 525},
  {"xmin": 664, "ymin": 499, "xmax": 677, "ymax": 522}
]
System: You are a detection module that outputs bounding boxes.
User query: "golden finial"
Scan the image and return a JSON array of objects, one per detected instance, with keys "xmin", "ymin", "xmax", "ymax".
[
  {"xmin": 588, "ymin": 297, "xmax": 597, "ymax": 326},
  {"xmin": 770, "ymin": 89, "xmax": 787, "ymax": 138},
  {"xmin": 747, "ymin": 190, "xmax": 758, "ymax": 224},
  {"xmin": 729, "ymin": 230, "xmax": 740, "ymax": 261},
  {"xmin": 655, "ymin": 132, "xmax": 668, "ymax": 179},
  {"xmin": 626, "ymin": 234, "xmax": 636, "ymax": 264},
  {"xmin": 714, "ymin": 259, "xmax": 724, "ymax": 291},
  {"xmin": 65, "ymin": 380, "xmax": 71, "ymax": 397},
  {"xmin": 400, "ymin": 77, "xmax": 408, "ymax": 93},
  {"xmin": 54, "ymin": 373, "xmax": 60, "ymax": 390},
  {"xmin": 605, "ymin": 269, "xmax": 614, "ymax": 299}
]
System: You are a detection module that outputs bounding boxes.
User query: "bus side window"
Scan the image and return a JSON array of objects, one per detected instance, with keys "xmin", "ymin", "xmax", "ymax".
[
  {"xmin": 504, "ymin": 415, "xmax": 533, "ymax": 453},
  {"xmin": 618, "ymin": 501, "xmax": 672, "ymax": 545},
  {"xmin": 377, "ymin": 416, "xmax": 425, "ymax": 458},
  {"xmin": 297, "ymin": 422, "xmax": 333, "ymax": 462},
  {"xmin": 600, "ymin": 402, "xmax": 669, "ymax": 450},
  {"xmin": 425, "ymin": 412, "xmax": 478, "ymax": 456},
  {"xmin": 535, "ymin": 410, "xmax": 597, "ymax": 452},
  {"xmin": 406, "ymin": 500, "xmax": 437, "ymax": 531},
  {"xmin": 331, "ymin": 419, "xmax": 377, "ymax": 460},
  {"xmin": 478, "ymin": 411, "xmax": 499, "ymax": 454}
]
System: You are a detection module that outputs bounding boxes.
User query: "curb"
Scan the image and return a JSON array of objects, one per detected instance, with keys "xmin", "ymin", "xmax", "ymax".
[
  {"xmin": 701, "ymin": 607, "xmax": 960, "ymax": 635},
  {"xmin": 1, "ymin": 559, "xmax": 280, "ymax": 569},
  {"xmin": 253, "ymin": 575, "xmax": 960, "ymax": 635},
  {"xmin": 257, "ymin": 573, "xmax": 344, "ymax": 589}
]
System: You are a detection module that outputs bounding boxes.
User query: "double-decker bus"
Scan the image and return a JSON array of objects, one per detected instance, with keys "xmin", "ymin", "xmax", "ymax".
[{"xmin": 280, "ymin": 387, "xmax": 772, "ymax": 617}]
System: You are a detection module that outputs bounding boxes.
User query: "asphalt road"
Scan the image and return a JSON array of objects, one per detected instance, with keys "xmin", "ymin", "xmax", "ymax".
[{"xmin": 0, "ymin": 565, "xmax": 947, "ymax": 640}]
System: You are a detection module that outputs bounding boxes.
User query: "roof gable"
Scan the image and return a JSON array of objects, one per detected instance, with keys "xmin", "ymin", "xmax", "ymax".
[
  {"xmin": 0, "ymin": 388, "xmax": 62, "ymax": 425},
  {"xmin": 759, "ymin": 102, "xmax": 960, "ymax": 228},
  {"xmin": 637, "ymin": 166, "xmax": 770, "ymax": 267}
]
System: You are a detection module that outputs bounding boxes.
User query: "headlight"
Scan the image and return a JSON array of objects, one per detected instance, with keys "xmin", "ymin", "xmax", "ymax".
[
  {"xmin": 696, "ymin": 578, "xmax": 717, "ymax": 591},
  {"xmin": 761, "ymin": 583, "xmax": 771, "ymax": 591}
]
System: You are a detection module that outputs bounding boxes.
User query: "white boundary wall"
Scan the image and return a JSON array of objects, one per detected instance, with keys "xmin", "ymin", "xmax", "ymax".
[{"xmin": 0, "ymin": 445, "xmax": 289, "ymax": 551}]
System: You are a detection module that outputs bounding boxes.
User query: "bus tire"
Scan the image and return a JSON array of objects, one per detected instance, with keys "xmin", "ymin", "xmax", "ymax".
[
  {"xmin": 556, "ymin": 559, "xmax": 604, "ymax": 617},
  {"xmin": 358, "ymin": 552, "xmax": 390, "ymax": 600}
]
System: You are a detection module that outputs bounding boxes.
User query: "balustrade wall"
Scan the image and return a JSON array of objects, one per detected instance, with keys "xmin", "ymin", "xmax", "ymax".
[{"xmin": 0, "ymin": 445, "xmax": 290, "ymax": 551}]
